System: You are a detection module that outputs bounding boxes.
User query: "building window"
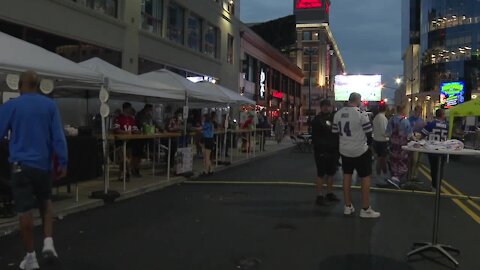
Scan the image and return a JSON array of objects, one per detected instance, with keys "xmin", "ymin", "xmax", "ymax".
[
  {"xmin": 71, "ymin": 0, "xmax": 118, "ymax": 17},
  {"xmin": 205, "ymin": 23, "xmax": 218, "ymax": 58},
  {"xmin": 141, "ymin": 0, "xmax": 163, "ymax": 34},
  {"xmin": 138, "ymin": 58, "xmax": 166, "ymax": 74},
  {"xmin": 244, "ymin": 54, "xmax": 256, "ymax": 82},
  {"xmin": 312, "ymin": 31, "xmax": 319, "ymax": 41},
  {"xmin": 227, "ymin": 34, "xmax": 234, "ymax": 64},
  {"xmin": 223, "ymin": 0, "xmax": 235, "ymax": 14},
  {"xmin": 303, "ymin": 63, "xmax": 310, "ymax": 71},
  {"xmin": 187, "ymin": 13, "xmax": 202, "ymax": 51},
  {"xmin": 311, "ymin": 63, "xmax": 318, "ymax": 71},
  {"xmin": 167, "ymin": 2, "xmax": 185, "ymax": 44},
  {"xmin": 303, "ymin": 31, "xmax": 312, "ymax": 41},
  {"xmin": 272, "ymin": 70, "xmax": 280, "ymax": 90}
]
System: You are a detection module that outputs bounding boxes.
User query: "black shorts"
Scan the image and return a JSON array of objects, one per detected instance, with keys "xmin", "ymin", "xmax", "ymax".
[
  {"xmin": 203, "ymin": 138, "xmax": 215, "ymax": 150},
  {"xmin": 10, "ymin": 164, "xmax": 52, "ymax": 213},
  {"xmin": 314, "ymin": 150, "xmax": 338, "ymax": 177},
  {"xmin": 131, "ymin": 140, "xmax": 146, "ymax": 157},
  {"xmin": 341, "ymin": 149, "xmax": 372, "ymax": 178},
  {"xmin": 373, "ymin": 141, "xmax": 388, "ymax": 157},
  {"xmin": 115, "ymin": 140, "xmax": 144, "ymax": 158}
]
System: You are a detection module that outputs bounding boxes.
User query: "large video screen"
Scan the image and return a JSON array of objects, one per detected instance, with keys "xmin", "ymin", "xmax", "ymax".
[
  {"xmin": 334, "ymin": 75, "xmax": 382, "ymax": 101},
  {"xmin": 440, "ymin": 81, "xmax": 465, "ymax": 108}
]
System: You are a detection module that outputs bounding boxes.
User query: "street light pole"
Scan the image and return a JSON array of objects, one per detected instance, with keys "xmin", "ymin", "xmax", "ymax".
[
  {"xmin": 308, "ymin": 52, "xmax": 312, "ymax": 117},
  {"xmin": 395, "ymin": 76, "xmax": 416, "ymax": 113}
]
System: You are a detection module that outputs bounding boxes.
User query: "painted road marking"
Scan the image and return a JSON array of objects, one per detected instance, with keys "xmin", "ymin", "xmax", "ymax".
[
  {"xmin": 418, "ymin": 166, "xmax": 480, "ymax": 224},
  {"xmin": 188, "ymin": 175, "xmax": 480, "ymax": 224},
  {"xmin": 419, "ymin": 164, "xmax": 480, "ymax": 211},
  {"xmin": 184, "ymin": 180, "xmax": 480, "ymax": 201}
]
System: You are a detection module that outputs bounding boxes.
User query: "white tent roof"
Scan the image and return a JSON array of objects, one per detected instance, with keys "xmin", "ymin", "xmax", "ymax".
[
  {"xmin": 197, "ymin": 81, "xmax": 256, "ymax": 105},
  {"xmin": 80, "ymin": 58, "xmax": 184, "ymax": 100},
  {"xmin": 139, "ymin": 69, "xmax": 228, "ymax": 103},
  {"xmin": 0, "ymin": 31, "xmax": 102, "ymax": 85}
]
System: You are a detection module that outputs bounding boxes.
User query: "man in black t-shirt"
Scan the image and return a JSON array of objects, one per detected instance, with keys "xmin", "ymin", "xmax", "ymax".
[{"xmin": 311, "ymin": 99, "xmax": 340, "ymax": 206}]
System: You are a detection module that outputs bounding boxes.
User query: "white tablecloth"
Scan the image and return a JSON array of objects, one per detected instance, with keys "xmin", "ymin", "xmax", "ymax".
[{"xmin": 402, "ymin": 146, "xmax": 480, "ymax": 156}]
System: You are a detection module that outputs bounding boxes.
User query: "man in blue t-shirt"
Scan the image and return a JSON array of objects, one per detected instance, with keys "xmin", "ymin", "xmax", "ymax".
[
  {"xmin": 0, "ymin": 71, "xmax": 68, "ymax": 269},
  {"xmin": 409, "ymin": 105, "xmax": 425, "ymax": 133},
  {"xmin": 421, "ymin": 109, "xmax": 449, "ymax": 189}
]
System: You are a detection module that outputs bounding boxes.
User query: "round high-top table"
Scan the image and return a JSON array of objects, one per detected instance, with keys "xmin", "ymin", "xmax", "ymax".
[{"xmin": 402, "ymin": 146, "xmax": 480, "ymax": 267}]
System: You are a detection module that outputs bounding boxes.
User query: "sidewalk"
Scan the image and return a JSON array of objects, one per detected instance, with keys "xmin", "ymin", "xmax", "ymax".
[{"xmin": 0, "ymin": 137, "xmax": 294, "ymax": 236}]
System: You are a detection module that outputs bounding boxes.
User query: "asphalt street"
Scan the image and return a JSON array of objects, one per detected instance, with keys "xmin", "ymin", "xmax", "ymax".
[{"xmin": 0, "ymin": 148, "xmax": 479, "ymax": 270}]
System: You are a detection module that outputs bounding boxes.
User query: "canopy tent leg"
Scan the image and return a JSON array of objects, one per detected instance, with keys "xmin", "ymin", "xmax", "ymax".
[
  {"xmin": 222, "ymin": 107, "xmax": 230, "ymax": 163},
  {"xmin": 167, "ymin": 138, "xmax": 171, "ymax": 181},
  {"xmin": 230, "ymin": 132, "xmax": 234, "ymax": 164}
]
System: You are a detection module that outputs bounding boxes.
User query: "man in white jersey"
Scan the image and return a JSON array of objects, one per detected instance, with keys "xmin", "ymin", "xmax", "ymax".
[{"xmin": 332, "ymin": 93, "xmax": 381, "ymax": 218}]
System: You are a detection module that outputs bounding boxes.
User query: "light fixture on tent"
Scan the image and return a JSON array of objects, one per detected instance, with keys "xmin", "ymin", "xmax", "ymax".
[
  {"xmin": 99, "ymin": 86, "xmax": 109, "ymax": 103},
  {"xmin": 40, "ymin": 79, "xmax": 54, "ymax": 95},
  {"xmin": 100, "ymin": 102, "xmax": 110, "ymax": 118},
  {"xmin": 6, "ymin": 74, "xmax": 19, "ymax": 90}
]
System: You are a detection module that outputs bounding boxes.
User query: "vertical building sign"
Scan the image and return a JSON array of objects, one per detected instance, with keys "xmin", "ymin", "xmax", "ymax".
[{"xmin": 259, "ymin": 69, "xmax": 266, "ymax": 100}]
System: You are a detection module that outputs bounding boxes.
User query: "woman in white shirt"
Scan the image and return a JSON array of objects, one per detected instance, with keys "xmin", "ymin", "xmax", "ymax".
[{"xmin": 372, "ymin": 104, "xmax": 389, "ymax": 181}]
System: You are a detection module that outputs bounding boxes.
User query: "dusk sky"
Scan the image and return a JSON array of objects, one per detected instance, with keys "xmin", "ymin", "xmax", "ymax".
[{"xmin": 240, "ymin": 0, "xmax": 402, "ymax": 100}]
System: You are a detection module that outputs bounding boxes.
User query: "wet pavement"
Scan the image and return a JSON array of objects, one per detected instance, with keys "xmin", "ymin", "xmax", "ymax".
[{"xmin": 0, "ymin": 149, "xmax": 478, "ymax": 270}]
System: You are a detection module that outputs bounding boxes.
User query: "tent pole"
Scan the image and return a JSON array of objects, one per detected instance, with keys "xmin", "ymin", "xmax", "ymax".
[
  {"xmin": 101, "ymin": 110, "xmax": 108, "ymax": 194},
  {"xmin": 223, "ymin": 104, "xmax": 230, "ymax": 162}
]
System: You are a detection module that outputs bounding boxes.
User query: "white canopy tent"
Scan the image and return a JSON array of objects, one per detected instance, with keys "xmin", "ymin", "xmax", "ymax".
[
  {"xmin": 196, "ymin": 81, "xmax": 256, "ymax": 105},
  {"xmin": 0, "ymin": 31, "xmax": 103, "ymax": 88},
  {"xmin": 139, "ymin": 69, "xmax": 229, "ymax": 105},
  {"xmin": 0, "ymin": 33, "xmax": 122, "ymax": 199},
  {"xmin": 196, "ymin": 81, "xmax": 256, "ymax": 162},
  {"xmin": 79, "ymin": 58, "xmax": 184, "ymax": 101}
]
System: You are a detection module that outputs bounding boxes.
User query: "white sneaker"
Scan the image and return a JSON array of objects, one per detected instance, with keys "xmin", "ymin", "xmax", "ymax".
[
  {"xmin": 387, "ymin": 177, "xmax": 401, "ymax": 189},
  {"xmin": 42, "ymin": 237, "xmax": 58, "ymax": 262},
  {"xmin": 19, "ymin": 252, "xmax": 39, "ymax": 270},
  {"xmin": 343, "ymin": 204, "xmax": 355, "ymax": 215},
  {"xmin": 360, "ymin": 207, "xmax": 381, "ymax": 218}
]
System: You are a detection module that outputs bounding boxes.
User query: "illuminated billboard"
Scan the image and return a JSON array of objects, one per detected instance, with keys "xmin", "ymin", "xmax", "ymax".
[
  {"xmin": 440, "ymin": 81, "xmax": 465, "ymax": 108},
  {"xmin": 296, "ymin": 0, "xmax": 322, "ymax": 9},
  {"xmin": 294, "ymin": 0, "xmax": 329, "ymax": 22},
  {"xmin": 334, "ymin": 75, "xmax": 382, "ymax": 102}
]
